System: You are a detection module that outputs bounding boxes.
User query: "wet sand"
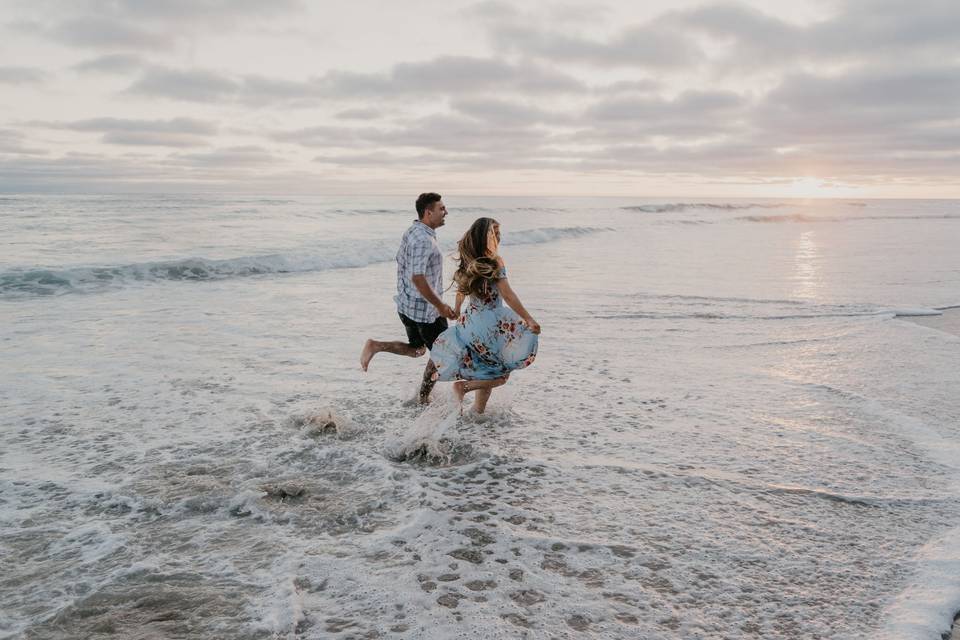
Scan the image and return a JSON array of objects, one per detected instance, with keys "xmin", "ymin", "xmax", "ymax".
[{"xmin": 899, "ymin": 308, "xmax": 960, "ymax": 338}]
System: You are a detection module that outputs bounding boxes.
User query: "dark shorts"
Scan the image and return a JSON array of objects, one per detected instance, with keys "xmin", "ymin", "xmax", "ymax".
[{"xmin": 399, "ymin": 313, "xmax": 448, "ymax": 351}]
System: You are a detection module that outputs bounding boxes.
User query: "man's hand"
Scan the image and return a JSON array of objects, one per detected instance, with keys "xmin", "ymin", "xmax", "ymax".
[
  {"xmin": 411, "ymin": 275, "xmax": 455, "ymax": 319},
  {"xmin": 438, "ymin": 303, "xmax": 456, "ymax": 320}
]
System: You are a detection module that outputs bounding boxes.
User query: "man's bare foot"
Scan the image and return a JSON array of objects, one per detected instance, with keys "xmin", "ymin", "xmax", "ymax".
[{"xmin": 360, "ymin": 339, "xmax": 377, "ymax": 371}]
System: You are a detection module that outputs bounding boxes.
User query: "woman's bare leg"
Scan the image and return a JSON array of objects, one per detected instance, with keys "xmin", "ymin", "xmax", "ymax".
[
  {"xmin": 453, "ymin": 377, "xmax": 508, "ymax": 414},
  {"xmin": 473, "ymin": 388, "xmax": 493, "ymax": 413},
  {"xmin": 361, "ymin": 339, "xmax": 425, "ymax": 371}
]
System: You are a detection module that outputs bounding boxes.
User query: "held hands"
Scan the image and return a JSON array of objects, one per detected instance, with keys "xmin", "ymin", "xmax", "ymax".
[{"xmin": 437, "ymin": 303, "xmax": 457, "ymax": 320}]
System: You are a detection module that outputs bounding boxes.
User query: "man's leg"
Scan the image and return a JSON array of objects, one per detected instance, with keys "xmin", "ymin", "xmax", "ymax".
[
  {"xmin": 418, "ymin": 359, "xmax": 438, "ymax": 404},
  {"xmin": 363, "ymin": 314, "xmax": 429, "ymax": 371},
  {"xmin": 416, "ymin": 316, "xmax": 449, "ymax": 403},
  {"xmin": 361, "ymin": 339, "xmax": 425, "ymax": 371}
]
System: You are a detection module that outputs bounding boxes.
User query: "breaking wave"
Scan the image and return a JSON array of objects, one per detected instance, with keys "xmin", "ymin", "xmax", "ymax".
[
  {"xmin": 0, "ymin": 225, "xmax": 607, "ymax": 299},
  {"xmin": 739, "ymin": 213, "xmax": 960, "ymax": 224},
  {"xmin": 622, "ymin": 202, "xmax": 787, "ymax": 213}
]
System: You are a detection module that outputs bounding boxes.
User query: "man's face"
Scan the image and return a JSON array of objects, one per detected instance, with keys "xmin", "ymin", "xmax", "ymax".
[{"xmin": 423, "ymin": 200, "xmax": 447, "ymax": 228}]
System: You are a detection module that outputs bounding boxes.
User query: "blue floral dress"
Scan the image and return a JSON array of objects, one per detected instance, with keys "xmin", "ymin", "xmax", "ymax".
[{"xmin": 430, "ymin": 267, "xmax": 538, "ymax": 381}]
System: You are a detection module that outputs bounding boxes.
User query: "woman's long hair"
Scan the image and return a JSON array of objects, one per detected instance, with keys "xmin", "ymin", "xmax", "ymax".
[{"xmin": 452, "ymin": 217, "xmax": 500, "ymax": 297}]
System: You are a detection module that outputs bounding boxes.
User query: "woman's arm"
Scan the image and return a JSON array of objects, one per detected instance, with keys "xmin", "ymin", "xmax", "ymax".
[{"xmin": 496, "ymin": 270, "xmax": 541, "ymax": 334}]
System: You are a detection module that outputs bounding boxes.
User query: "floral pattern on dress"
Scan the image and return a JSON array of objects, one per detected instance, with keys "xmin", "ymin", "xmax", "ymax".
[{"xmin": 430, "ymin": 267, "xmax": 538, "ymax": 381}]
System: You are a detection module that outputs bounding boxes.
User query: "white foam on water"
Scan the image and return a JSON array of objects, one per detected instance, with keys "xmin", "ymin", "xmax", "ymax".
[
  {"xmin": 386, "ymin": 392, "xmax": 465, "ymax": 464},
  {"xmin": 46, "ymin": 522, "xmax": 128, "ymax": 565},
  {"xmin": 879, "ymin": 529, "xmax": 960, "ymax": 640},
  {"xmin": 249, "ymin": 561, "xmax": 309, "ymax": 638},
  {"xmin": 892, "ymin": 308, "xmax": 943, "ymax": 317}
]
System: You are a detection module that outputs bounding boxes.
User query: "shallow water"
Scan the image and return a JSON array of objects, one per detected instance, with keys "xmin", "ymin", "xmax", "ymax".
[{"xmin": 1, "ymin": 195, "xmax": 959, "ymax": 639}]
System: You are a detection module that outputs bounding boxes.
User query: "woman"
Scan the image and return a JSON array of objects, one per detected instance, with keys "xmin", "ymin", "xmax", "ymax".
[{"xmin": 430, "ymin": 217, "xmax": 541, "ymax": 413}]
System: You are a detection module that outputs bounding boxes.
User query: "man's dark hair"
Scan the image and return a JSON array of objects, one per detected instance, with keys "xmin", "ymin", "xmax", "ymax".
[{"xmin": 415, "ymin": 192, "xmax": 442, "ymax": 218}]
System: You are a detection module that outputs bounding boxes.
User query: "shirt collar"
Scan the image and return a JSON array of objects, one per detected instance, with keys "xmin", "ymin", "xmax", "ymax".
[{"xmin": 413, "ymin": 220, "xmax": 436, "ymax": 237}]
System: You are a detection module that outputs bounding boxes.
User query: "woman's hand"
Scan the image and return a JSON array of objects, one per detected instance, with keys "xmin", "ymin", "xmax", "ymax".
[{"xmin": 524, "ymin": 317, "xmax": 541, "ymax": 334}]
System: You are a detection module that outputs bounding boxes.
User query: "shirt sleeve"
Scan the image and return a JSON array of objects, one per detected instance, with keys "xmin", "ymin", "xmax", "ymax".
[{"xmin": 409, "ymin": 238, "xmax": 433, "ymax": 275}]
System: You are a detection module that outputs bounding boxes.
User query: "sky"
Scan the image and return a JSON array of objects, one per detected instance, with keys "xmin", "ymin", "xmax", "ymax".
[{"xmin": 0, "ymin": 0, "xmax": 958, "ymax": 197}]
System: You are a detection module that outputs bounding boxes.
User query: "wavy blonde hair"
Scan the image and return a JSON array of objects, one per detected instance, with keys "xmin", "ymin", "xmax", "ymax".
[{"xmin": 452, "ymin": 217, "xmax": 500, "ymax": 297}]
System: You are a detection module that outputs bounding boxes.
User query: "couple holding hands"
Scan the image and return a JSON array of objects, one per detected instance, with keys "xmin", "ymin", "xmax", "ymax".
[{"xmin": 361, "ymin": 192, "xmax": 540, "ymax": 414}]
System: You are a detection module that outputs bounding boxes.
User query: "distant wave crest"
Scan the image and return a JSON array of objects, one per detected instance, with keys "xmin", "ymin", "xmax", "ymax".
[
  {"xmin": 739, "ymin": 213, "xmax": 960, "ymax": 223},
  {"xmin": 621, "ymin": 202, "xmax": 787, "ymax": 213},
  {"xmin": 0, "ymin": 225, "xmax": 606, "ymax": 299}
]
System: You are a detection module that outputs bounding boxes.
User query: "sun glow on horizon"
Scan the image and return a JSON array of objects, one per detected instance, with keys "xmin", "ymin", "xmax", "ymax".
[{"xmin": 783, "ymin": 177, "xmax": 863, "ymax": 199}]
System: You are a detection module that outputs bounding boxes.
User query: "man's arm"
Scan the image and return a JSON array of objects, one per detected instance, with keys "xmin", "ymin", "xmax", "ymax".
[{"xmin": 412, "ymin": 274, "xmax": 455, "ymax": 319}]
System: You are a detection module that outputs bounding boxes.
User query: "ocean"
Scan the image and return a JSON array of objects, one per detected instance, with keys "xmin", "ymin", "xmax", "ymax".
[{"xmin": 1, "ymin": 194, "xmax": 959, "ymax": 639}]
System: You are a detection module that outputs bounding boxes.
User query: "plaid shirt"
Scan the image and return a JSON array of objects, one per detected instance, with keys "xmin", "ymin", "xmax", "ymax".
[{"xmin": 395, "ymin": 220, "xmax": 444, "ymax": 322}]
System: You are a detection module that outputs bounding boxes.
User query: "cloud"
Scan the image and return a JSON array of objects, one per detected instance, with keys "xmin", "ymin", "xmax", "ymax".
[
  {"xmin": 335, "ymin": 108, "xmax": 383, "ymax": 121},
  {"xmin": 312, "ymin": 149, "xmax": 482, "ymax": 168},
  {"xmin": 123, "ymin": 56, "xmax": 585, "ymax": 105},
  {"xmin": 98, "ymin": 0, "xmax": 303, "ymax": 26},
  {"xmin": 756, "ymin": 66, "xmax": 960, "ymax": 137},
  {"xmin": 373, "ymin": 113, "xmax": 550, "ymax": 153},
  {"xmin": 0, "ymin": 152, "xmax": 167, "ymax": 188},
  {"xmin": 460, "ymin": 1, "xmax": 519, "ymax": 21},
  {"xmin": 270, "ymin": 114, "xmax": 553, "ymax": 168},
  {"xmin": 38, "ymin": 117, "xmax": 218, "ymax": 147},
  {"xmin": 170, "ymin": 145, "xmax": 278, "ymax": 167},
  {"xmin": 809, "ymin": 0, "xmax": 960, "ymax": 60},
  {"xmin": 3, "ymin": 0, "xmax": 960, "ymax": 191},
  {"xmin": 56, "ymin": 117, "xmax": 216, "ymax": 135},
  {"xmin": 326, "ymin": 56, "xmax": 585, "ymax": 97},
  {"xmin": 599, "ymin": 79, "xmax": 662, "ymax": 94},
  {"xmin": 0, "ymin": 66, "xmax": 48, "ymax": 84},
  {"xmin": 664, "ymin": 0, "xmax": 960, "ymax": 71},
  {"xmin": 450, "ymin": 97, "xmax": 573, "ymax": 126},
  {"xmin": 236, "ymin": 74, "xmax": 324, "ymax": 107},
  {"xmin": 270, "ymin": 124, "xmax": 382, "ymax": 148},
  {"xmin": 127, "ymin": 67, "xmax": 241, "ymax": 102},
  {"xmin": 491, "ymin": 23, "xmax": 702, "ymax": 68},
  {"xmin": 52, "ymin": 17, "xmax": 174, "ymax": 50},
  {"xmin": 73, "ymin": 53, "xmax": 146, "ymax": 74},
  {"xmin": 20, "ymin": 0, "xmax": 303, "ymax": 52},
  {"xmin": 663, "ymin": 3, "xmax": 803, "ymax": 66},
  {"xmin": 587, "ymin": 90, "xmax": 745, "ymax": 122},
  {"xmin": 0, "ymin": 129, "xmax": 48, "ymax": 155}
]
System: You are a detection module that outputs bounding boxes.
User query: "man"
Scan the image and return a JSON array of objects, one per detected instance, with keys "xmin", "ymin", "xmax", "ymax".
[{"xmin": 361, "ymin": 192, "xmax": 456, "ymax": 403}]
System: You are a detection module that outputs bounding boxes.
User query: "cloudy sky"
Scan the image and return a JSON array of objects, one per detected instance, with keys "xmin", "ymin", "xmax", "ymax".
[{"xmin": 1, "ymin": 0, "xmax": 958, "ymax": 196}]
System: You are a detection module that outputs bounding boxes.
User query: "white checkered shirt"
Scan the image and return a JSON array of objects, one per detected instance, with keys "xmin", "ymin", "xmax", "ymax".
[{"xmin": 394, "ymin": 220, "xmax": 444, "ymax": 323}]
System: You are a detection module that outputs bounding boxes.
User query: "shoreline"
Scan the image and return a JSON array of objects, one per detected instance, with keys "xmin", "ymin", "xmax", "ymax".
[
  {"xmin": 898, "ymin": 307, "xmax": 960, "ymax": 337},
  {"xmin": 897, "ymin": 305, "xmax": 960, "ymax": 640}
]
